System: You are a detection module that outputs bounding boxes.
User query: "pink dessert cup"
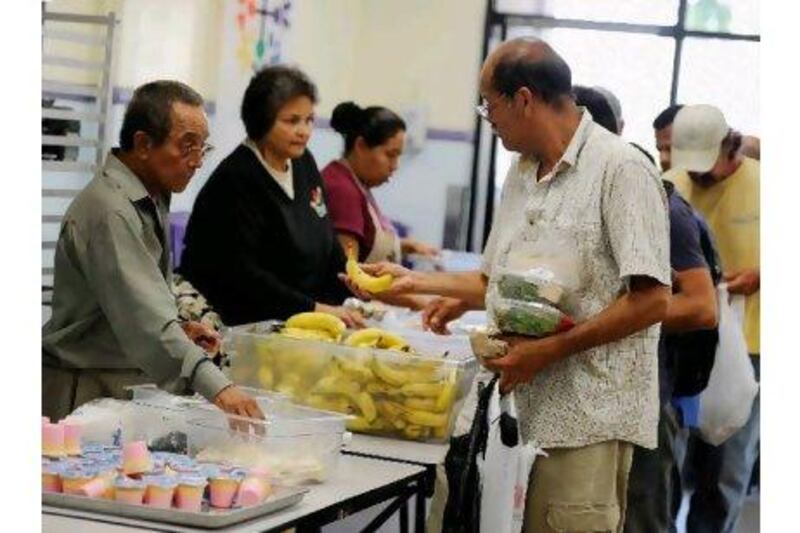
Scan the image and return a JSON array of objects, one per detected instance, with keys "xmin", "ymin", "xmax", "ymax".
[
  {"xmin": 42, "ymin": 423, "xmax": 66, "ymax": 458},
  {"xmin": 114, "ymin": 477, "xmax": 146, "ymax": 505},
  {"xmin": 77, "ymin": 478, "xmax": 108, "ymax": 499},
  {"xmin": 122, "ymin": 441, "xmax": 152, "ymax": 475},
  {"xmin": 63, "ymin": 422, "xmax": 82, "ymax": 456},
  {"xmin": 236, "ymin": 477, "xmax": 271, "ymax": 507},
  {"xmin": 208, "ymin": 476, "xmax": 240, "ymax": 509},
  {"xmin": 143, "ymin": 476, "xmax": 178, "ymax": 509},
  {"xmin": 61, "ymin": 470, "xmax": 95, "ymax": 495},
  {"xmin": 174, "ymin": 476, "xmax": 207, "ymax": 513},
  {"xmin": 42, "ymin": 467, "xmax": 62, "ymax": 493}
]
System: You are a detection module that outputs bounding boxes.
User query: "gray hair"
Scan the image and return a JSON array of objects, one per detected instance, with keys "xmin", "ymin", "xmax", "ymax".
[{"xmin": 119, "ymin": 80, "xmax": 204, "ymax": 151}]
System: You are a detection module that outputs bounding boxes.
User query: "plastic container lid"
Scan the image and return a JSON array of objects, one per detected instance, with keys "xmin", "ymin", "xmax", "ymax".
[
  {"xmin": 115, "ymin": 477, "xmax": 145, "ymax": 489},
  {"xmin": 142, "ymin": 474, "xmax": 178, "ymax": 489},
  {"xmin": 177, "ymin": 475, "xmax": 208, "ymax": 488}
]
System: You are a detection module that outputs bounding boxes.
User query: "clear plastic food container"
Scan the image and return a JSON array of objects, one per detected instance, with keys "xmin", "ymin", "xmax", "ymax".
[
  {"xmin": 183, "ymin": 402, "xmax": 350, "ymax": 485},
  {"xmin": 68, "ymin": 390, "xmax": 348, "ymax": 484},
  {"xmin": 224, "ymin": 323, "xmax": 478, "ymax": 442}
]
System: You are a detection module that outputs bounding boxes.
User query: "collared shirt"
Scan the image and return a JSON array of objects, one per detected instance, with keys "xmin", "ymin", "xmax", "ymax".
[
  {"xmin": 667, "ymin": 157, "xmax": 760, "ymax": 354},
  {"xmin": 42, "ymin": 151, "xmax": 231, "ymax": 401},
  {"xmin": 243, "ymin": 138, "xmax": 295, "ymax": 199},
  {"xmin": 482, "ymin": 109, "xmax": 671, "ymax": 449}
]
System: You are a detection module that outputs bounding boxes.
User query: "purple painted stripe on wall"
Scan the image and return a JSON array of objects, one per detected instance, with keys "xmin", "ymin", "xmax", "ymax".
[{"xmin": 314, "ymin": 117, "xmax": 472, "ymax": 142}]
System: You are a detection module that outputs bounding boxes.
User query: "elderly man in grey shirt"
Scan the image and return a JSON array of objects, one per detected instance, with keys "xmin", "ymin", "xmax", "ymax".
[
  {"xmin": 43, "ymin": 81, "xmax": 262, "ymax": 422},
  {"xmin": 350, "ymin": 38, "xmax": 671, "ymax": 533}
]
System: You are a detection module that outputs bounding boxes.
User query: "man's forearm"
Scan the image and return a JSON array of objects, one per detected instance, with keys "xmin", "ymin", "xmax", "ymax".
[
  {"xmin": 556, "ymin": 284, "xmax": 670, "ymax": 359},
  {"xmin": 663, "ymin": 293, "xmax": 717, "ymax": 332},
  {"xmin": 412, "ymin": 270, "xmax": 488, "ymax": 308}
]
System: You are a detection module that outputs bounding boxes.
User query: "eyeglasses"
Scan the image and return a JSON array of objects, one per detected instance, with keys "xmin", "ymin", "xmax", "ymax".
[
  {"xmin": 180, "ymin": 142, "xmax": 215, "ymax": 160},
  {"xmin": 475, "ymin": 96, "xmax": 507, "ymax": 121}
]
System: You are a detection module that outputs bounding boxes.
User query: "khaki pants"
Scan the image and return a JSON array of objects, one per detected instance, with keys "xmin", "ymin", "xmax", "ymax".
[
  {"xmin": 43, "ymin": 364, "xmax": 148, "ymax": 421},
  {"xmin": 524, "ymin": 440, "xmax": 633, "ymax": 533},
  {"xmin": 427, "ymin": 440, "xmax": 632, "ymax": 533}
]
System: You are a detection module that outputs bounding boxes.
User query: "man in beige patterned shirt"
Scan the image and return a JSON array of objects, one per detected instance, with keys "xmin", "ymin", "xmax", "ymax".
[{"xmin": 353, "ymin": 38, "xmax": 671, "ymax": 533}]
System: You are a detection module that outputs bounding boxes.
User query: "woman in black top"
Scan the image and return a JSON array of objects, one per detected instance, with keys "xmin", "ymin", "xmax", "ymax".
[{"xmin": 180, "ymin": 66, "xmax": 362, "ymax": 326}]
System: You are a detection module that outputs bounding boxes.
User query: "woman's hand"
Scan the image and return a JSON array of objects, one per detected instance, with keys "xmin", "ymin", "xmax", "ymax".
[
  {"xmin": 315, "ymin": 303, "xmax": 366, "ymax": 329},
  {"xmin": 402, "ymin": 238, "xmax": 440, "ymax": 258}
]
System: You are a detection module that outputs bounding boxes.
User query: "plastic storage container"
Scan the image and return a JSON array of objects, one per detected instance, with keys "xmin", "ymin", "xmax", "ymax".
[
  {"xmin": 492, "ymin": 297, "xmax": 575, "ymax": 337},
  {"xmin": 183, "ymin": 402, "xmax": 350, "ymax": 485},
  {"xmin": 224, "ymin": 323, "xmax": 478, "ymax": 442},
  {"xmin": 67, "ymin": 390, "xmax": 348, "ymax": 484}
]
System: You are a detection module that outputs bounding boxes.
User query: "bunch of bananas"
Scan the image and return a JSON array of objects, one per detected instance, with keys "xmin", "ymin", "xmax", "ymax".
[
  {"xmin": 280, "ymin": 312, "xmax": 347, "ymax": 343},
  {"xmin": 344, "ymin": 328, "xmax": 411, "ymax": 352}
]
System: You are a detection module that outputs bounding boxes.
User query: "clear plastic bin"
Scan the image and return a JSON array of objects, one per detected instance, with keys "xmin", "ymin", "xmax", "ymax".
[
  {"xmin": 224, "ymin": 323, "xmax": 478, "ymax": 442},
  {"xmin": 67, "ymin": 393, "xmax": 349, "ymax": 484},
  {"xmin": 183, "ymin": 403, "xmax": 350, "ymax": 485}
]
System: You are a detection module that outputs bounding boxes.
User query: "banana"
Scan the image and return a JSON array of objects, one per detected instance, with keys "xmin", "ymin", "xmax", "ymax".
[
  {"xmin": 403, "ymin": 425, "xmax": 428, "ymax": 439},
  {"xmin": 285, "ymin": 312, "xmax": 347, "ymax": 341},
  {"xmin": 347, "ymin": 416, "xmax": 373, "ymax": 432},
  {"xmin": 405, "ymin": 409, "xmax": 449, "ymax": 428},
  {"xmin": 404, "ymin": 397, "xmax": 437, "ymax": 411},
  {"xmin": 346, "ymin": 257, "xmax": 394, "ymax": 293},
  {"xmin": 335, "ymin": 357, "xmax": 375, "ymax": 383},
  {"xmin": 353, "ymin": 392, "xmax": 377, "ymax": 422},
  {"xmin": 435, "ymin": 381, "xmax": 457, "ymax": 413},
  {"xmin": 312, "ymin": 376, "xmax": 360, "ymax": 398},
  {"xmin": 345, "ymin": 328, "xmax": 410, "ymax": 352},
  {"xmin": 371, "ymin": 359, "xmax": 412, "ymax": 387},
  {"xmin": 306, "ymin": 394, "xmax": 352, "ymax": 414},
  {"xmin": 257, "ymin": 366, "xmax": 274, "ymax": 389},
  {"xmin": 254, "ymin": 340, "xmax": 274, "ymax": 363},
  {"xmin": 400, "ymin": 382, "xmax": 445, "ymax": 398},
  {"xmin": 376, "ymin": 400, "xmax": 407, "ymax": 429},
  {"xmin": 280, "ymin": 327, "xmax": 336, "ymax": 343},
  {"xmin": 365, "ymin": 382, "xmax": 403, "ymax": 398}
]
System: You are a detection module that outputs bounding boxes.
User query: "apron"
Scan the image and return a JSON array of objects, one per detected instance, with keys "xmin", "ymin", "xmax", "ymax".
[{"xmin": 342, "ymin": 161, "xmax": 402, "ymax": 263}]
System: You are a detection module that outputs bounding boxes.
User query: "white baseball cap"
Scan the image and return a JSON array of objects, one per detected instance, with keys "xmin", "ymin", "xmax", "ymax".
[{"xmin": 671, "ymin": 104, "xmax": 730, "ymax": 172}]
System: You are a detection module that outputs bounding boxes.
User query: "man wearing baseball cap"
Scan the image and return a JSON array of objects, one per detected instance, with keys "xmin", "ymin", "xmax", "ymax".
[{"xmin": 666, "ymin": 104, "xmax": 760, "ymax": 533}]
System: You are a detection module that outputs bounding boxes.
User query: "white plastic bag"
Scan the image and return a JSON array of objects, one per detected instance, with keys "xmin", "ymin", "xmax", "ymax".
[
  {"xmin": 478, "ymin": 388, "xmax": 543, "ymax": 533},
  {"xmin": 698, "ymin": 284, "xmax": 758, "ymax": 445}
]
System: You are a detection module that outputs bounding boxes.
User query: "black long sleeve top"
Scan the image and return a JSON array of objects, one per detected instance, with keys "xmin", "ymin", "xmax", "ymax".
[{"xmin": 179, "ymin": 144, "xmax": 351, "ymax": 325}]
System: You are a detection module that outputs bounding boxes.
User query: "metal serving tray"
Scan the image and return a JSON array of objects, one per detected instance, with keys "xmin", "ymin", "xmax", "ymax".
[{"xmin": 42, "ymin": 485, "xmax": 307, "ymax": 529}]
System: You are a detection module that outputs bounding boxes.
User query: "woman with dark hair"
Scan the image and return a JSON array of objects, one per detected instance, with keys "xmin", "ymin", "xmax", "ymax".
[
  {"xmin": 321, "ymin": 101, "xmax": 438, "ymax": 265},
  {"xmin": 179, "ymin": 65, "xmax": 362, "ymax": 326}
]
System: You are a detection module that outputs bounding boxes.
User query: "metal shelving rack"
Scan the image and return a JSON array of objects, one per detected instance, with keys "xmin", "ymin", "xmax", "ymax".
[{"xmin": 41, "ymin": 7, "xmax": 116, "ymax": 307}]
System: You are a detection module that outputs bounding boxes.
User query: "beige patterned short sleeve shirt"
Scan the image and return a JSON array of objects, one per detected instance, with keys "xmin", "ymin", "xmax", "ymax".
[{"xmin": 482, "ymin": 110, "xmax": 671, "ymax": 449}]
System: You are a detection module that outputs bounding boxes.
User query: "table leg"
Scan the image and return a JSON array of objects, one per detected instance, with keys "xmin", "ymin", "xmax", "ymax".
[
  {"xmin": 415, "ymin": 481, "xmax": 426, "ymax": 533},
  {"xmin": 399, "ymin": 497, "xmax": 409, "ymax": 533}
]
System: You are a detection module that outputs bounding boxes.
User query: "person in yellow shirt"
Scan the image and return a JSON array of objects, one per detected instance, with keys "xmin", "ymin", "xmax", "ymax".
[{"xmin": 666, "ymin": 104, "xmax": 759, "ymax": 533}]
